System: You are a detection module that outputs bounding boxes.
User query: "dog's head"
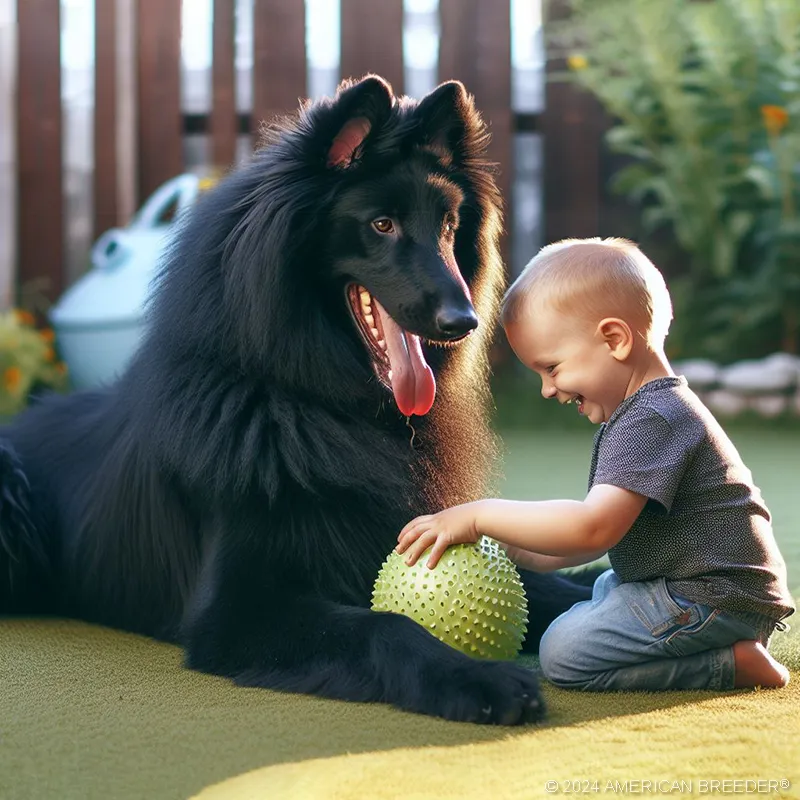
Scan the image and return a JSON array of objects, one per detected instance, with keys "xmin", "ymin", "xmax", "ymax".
[
  {"xmin": 302, "ymin": 76, "xmax": 503, "ymax": 416},
  {"xmin": 188, "ymin": 76, "xmax": 504, "ymax": 417},
  {"xmin": 317, "ymin": 77, "xmax": 490, "ymax": 416}
]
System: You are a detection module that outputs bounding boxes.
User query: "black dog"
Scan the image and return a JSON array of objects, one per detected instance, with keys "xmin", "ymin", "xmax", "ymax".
[{"xmin": 0, "ymin": 76, "xmax": 591, "ymax": 724}]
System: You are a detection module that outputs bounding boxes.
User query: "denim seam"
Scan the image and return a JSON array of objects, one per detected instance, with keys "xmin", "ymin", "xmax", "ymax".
[
  {"xmin": 708, "ymin": 646, "xmax": 723, "ymax": 689},
  {"xmin": 717, "ymin": 645, "xmax": 735, "ymax": 689}
]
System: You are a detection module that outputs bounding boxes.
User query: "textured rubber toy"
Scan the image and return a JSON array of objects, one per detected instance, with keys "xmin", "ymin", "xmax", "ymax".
[{"xmin": 371, "ymin": 536, "xmax": 528, "ymax": 660}]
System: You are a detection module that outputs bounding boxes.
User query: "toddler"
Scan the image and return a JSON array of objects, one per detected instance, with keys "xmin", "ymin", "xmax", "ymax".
[{"xmin": 397, "ymin": 237, "xmax": 794, "ymax": 692}]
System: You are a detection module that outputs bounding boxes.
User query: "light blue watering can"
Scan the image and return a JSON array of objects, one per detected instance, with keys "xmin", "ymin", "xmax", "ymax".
[{"xmin": 50, "ymin": 174, "xmax": 201, "ymax": 389}]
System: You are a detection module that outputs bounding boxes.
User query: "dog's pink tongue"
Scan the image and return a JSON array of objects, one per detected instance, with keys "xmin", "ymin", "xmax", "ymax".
[{"xmin": 373, "ymin": 300, "xmax": 436, "ymax": 416}]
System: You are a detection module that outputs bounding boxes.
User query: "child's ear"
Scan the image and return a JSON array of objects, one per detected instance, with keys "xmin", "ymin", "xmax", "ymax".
[{"xmin": 597, "ymin": 318, "xmax": 633, "ymax": 361}]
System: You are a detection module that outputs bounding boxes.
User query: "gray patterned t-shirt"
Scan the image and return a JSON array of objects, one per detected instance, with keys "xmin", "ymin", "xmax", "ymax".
[{"xmin": 589, "ymin": 375, "xmax": 794, "ymax": 622}]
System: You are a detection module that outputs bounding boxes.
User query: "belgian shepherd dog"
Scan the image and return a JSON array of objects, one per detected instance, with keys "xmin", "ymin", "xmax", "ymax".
[{"xmin": 0, "ymin": 76, "xmax": 591, "ymax": 725}]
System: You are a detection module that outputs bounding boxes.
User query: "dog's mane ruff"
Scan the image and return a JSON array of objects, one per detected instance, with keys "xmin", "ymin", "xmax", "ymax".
[
  {"xmin": 126, "ymin": 360, "xmax": 412, "ymax": 503},
  {"xmin": 412, "ymin": 177, "xmax": 505, "ymax": 509}
]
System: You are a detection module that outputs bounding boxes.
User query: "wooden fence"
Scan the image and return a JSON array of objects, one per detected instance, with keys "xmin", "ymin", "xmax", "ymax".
[{"xmin": 9, "ymin": 0, "xmax": 619, "ymax": 305}]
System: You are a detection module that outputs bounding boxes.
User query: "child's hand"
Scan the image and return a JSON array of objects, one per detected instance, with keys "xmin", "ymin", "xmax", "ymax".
[{"xmin": 395, "ymin": 503, "xmax": 481, "ymax": 569}]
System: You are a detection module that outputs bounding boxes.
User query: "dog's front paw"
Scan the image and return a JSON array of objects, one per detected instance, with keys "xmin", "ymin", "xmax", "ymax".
[{"xmin": 413, "ymin": 659, "xmax": 545, "ymax": 725}]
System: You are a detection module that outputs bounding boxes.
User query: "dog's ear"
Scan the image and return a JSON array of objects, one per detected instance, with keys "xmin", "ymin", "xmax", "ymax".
[
  {"xmin": 327, "ymin": 118, "xmax": 372, "ymax": 167},
  {"xmin": 415, "ymin": 81, "xmax": 484, "ymax": 163},
  {"xmin": 326, "ymin": 75, "xmax": 394, "ymax": 167}
]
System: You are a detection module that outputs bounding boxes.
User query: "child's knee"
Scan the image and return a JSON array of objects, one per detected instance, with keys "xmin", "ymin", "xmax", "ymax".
[{"xmin": 539, "ymin": 624, "xmax": 594, "ymax": 688}]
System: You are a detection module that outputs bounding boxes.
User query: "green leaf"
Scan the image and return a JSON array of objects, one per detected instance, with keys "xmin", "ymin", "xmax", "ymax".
[
  {"xmin": 778, "ymin": 218, "xmax": 800, "ymax": 239},
  {"xmin": 711, "ymin": 229, "xmax": 735, "ymax": 278},
  {"xmin": 609, "ymin": 163, "xmax": 658, "ymax": 198},
  {"xmin": 726, "ymin": 210, "xmax": 756, "ymax": 242},
  {"xmin": 604, "ymin": 126, "xmax": 644, "ymax": 151},
  {"xmin": 641, "ymin": 205, "xmax": 672, "ymax": 233}
]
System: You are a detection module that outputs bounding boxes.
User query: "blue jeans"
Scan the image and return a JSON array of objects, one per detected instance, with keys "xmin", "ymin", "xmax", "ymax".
[{"xmin": 539, "ymin": 569, "xmax": 779, "ymax": 691}]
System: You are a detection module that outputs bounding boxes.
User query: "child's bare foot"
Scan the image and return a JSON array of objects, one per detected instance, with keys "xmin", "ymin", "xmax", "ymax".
[{"xmin": 733, "ymin": 640, "xmax": 790, "ymax": 689}]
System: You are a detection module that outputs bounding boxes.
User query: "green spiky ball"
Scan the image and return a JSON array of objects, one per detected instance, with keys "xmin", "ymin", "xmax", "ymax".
[{"xmin": 371, "ymin": 536, "xmax": 528, "ymax": 660}]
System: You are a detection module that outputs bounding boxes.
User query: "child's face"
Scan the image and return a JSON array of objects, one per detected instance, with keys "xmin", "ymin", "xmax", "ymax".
[{"xmin": 505, "ymin": 306, "xmax": 633, "ymax": 424}]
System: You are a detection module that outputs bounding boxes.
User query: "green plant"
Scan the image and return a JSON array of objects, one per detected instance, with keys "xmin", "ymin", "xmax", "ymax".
[
  {"xmin": 0, "ymin": 309, "xmax": 68, "ymax": 417},
  {"xmin": 550, "ymin": 0, "xmax": 800, "ymax": 360}
]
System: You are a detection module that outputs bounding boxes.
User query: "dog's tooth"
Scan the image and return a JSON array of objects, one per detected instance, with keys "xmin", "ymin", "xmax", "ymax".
[
  {"xmin": 370, "ymin": 327, "xmax": 379, "ymax": 339},
  {"xmin": 387, "ymin": 369, "xmax": 393, "ymax": 381},
  {"xmin": 364, "ymin": 313, "xmax": 374, "ymax": 326},
  {"xmin": 359, "ymin": 290, "xmax": 370, "ymax": 304},
  {"xmin": 377, "ymin": 339, "xmax": 386, "ymax": 350}
]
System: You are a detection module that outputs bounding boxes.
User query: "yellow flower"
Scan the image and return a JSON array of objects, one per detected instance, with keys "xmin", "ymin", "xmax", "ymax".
[
  {"xmin": 4, "ymin": 366, "xmax": 23, "ymax": 394},
  {"xmin": 567, "ymin": 54, "xmax": 589, "ymax": 71},
  {"xmin": 198, "ymin": 176, "xmax": 218, "ymax": 192},
  {"xmin": 761, "ymin": 105, "xmax": 789, "ymax": 136},
  {"xmin": 12, "ymin": 309, "xmax": 35, "ymax": 327}
]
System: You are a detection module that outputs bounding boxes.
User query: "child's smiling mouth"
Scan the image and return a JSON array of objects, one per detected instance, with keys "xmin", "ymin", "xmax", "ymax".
[{"xmin": 564, "ymin": 395, "xmax": 586, "ymax": 414}]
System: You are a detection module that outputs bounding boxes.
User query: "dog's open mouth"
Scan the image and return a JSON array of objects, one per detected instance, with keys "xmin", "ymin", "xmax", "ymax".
[{"xmin": 347, "ymin": 284, "xmax": 437, "ymax": 417}]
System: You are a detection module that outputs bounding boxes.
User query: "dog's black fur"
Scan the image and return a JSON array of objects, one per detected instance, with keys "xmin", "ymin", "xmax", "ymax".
[{"xmin": 0, "ymin": 77, "xmax": 591, "ymax": 724}]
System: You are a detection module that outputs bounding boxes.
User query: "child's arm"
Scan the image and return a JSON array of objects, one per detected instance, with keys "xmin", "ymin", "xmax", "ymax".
[
  {"xmin": 396, "ymin": 483, "xmax": 647, "ymax": 569},
  {"xmin": 503, "ymin": 545, "xmax": 608, "ymax": 573}
]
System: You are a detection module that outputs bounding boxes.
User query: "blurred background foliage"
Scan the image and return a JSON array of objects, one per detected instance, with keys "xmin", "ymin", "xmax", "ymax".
[
  {"xmin": 549, "ymin": 0, "xmax": 800, "ymax": 363},
  {"xmin": 0, "ymin": 310, "xmax": 68, "ymax": 418}
]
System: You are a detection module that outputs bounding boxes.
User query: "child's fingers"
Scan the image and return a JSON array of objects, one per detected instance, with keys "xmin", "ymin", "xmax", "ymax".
[
  {"xmin": 403, "ymin": 531, "xmax": 438, "ymax": 566},
  {"xmin": 395, "ymin": 527, "xmax": 423, "ymax": 554},
  {"xmin": 395, "ymin": 532, "xmax": 412, "ymax": 553},
  {"xmin": 395, "ymin": 537, "xmax": 411, "ymax": 554},
  {"xmin": 398, "ymin": 515, "xmax": 431, "ymax": 541},
  {"xmin": 402, "ymin": 539, "xmax": 426, "ymax": 565},
  {"xmin": 425, "ymin": 535, "xmax": 452, "ymax": 570},
  {"xmin": 397, "ymin": 515, "xmax": 437, "ymax": 551}
]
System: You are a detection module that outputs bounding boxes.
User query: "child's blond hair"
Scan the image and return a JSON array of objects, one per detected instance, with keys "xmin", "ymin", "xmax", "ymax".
[{"xmin": 501, "ymin": 237, "xmax": 673, "ymax": 348}]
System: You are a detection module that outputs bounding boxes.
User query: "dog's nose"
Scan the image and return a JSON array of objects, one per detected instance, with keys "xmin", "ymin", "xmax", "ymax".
[{"xmin": 435, "ymin": 303, "xmax": 479, "ymax": 339}]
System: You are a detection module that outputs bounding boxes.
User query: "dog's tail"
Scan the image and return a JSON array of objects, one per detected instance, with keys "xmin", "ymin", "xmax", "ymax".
[{"xmin": 0, "ymin": 441, "xmax": 47, "ymax": 608}]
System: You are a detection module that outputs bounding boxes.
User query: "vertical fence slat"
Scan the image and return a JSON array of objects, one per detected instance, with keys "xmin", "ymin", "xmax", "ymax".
[
  {"xmin": 252, "ymin": 0, "xmax": 307, "ymax": 143},
  {"xmin": 211, "ymin": 0, "xmax": 237, "ymax": 169},
  {"xmin": 16, "ymin": 0, "xmax": 63, "ymax": 303},
  {"xmin": 136, "ymin": 0, "xmax": 182, "ymax": 202},
  {"xmin": 340, "ymin": 0, "xmax": 404, "ymax": 96},
  {"xmin": 439, "ymin": 0, "xmax": 513, "ymax": 265},
  {"xmin": 541, "ymin": 83, "xmax": 604, "ymax": 242},
  {"xmin": 94, "ymin": 0, "xmax": 119, "ymax": 240},
  {"xmin": 116, "ymin": 0, "xmax": 138, "ymax": 225},
  {"xmin": 541, "ymin": 0, "xmax": 602, "ymax": 243}
]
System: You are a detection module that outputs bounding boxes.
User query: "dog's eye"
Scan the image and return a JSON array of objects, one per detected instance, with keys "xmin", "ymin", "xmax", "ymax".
[
  {"xmin": 372, "ymin": 218, "xmax": 395, "ymax": 234},
  {"xmin": 444, "ymin": 217, "xmax": 457, "ymax": 235}
]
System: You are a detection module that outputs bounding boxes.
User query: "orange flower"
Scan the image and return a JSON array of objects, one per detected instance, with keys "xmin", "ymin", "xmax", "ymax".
[
  {"xmin": 761, "ymin": 105, "xmax": 789, "ymax": 135},
  {"xmin": 4, "ymin": 366, "xmax": 22, "ymax": 393},
  {"xmin": 40, "ymin": 328, "xmax": 55, "ymax": 343},
  {"xmin": 44, "ymin": 346, "xmax": 55, "ymax": 362},
  {"xmin": 55, "ymin": 362, "xmax": 68, "ymax": 375},
  {"xmin": 13, "ymin": 309, "xmax": 35, "ymax": 327}
]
